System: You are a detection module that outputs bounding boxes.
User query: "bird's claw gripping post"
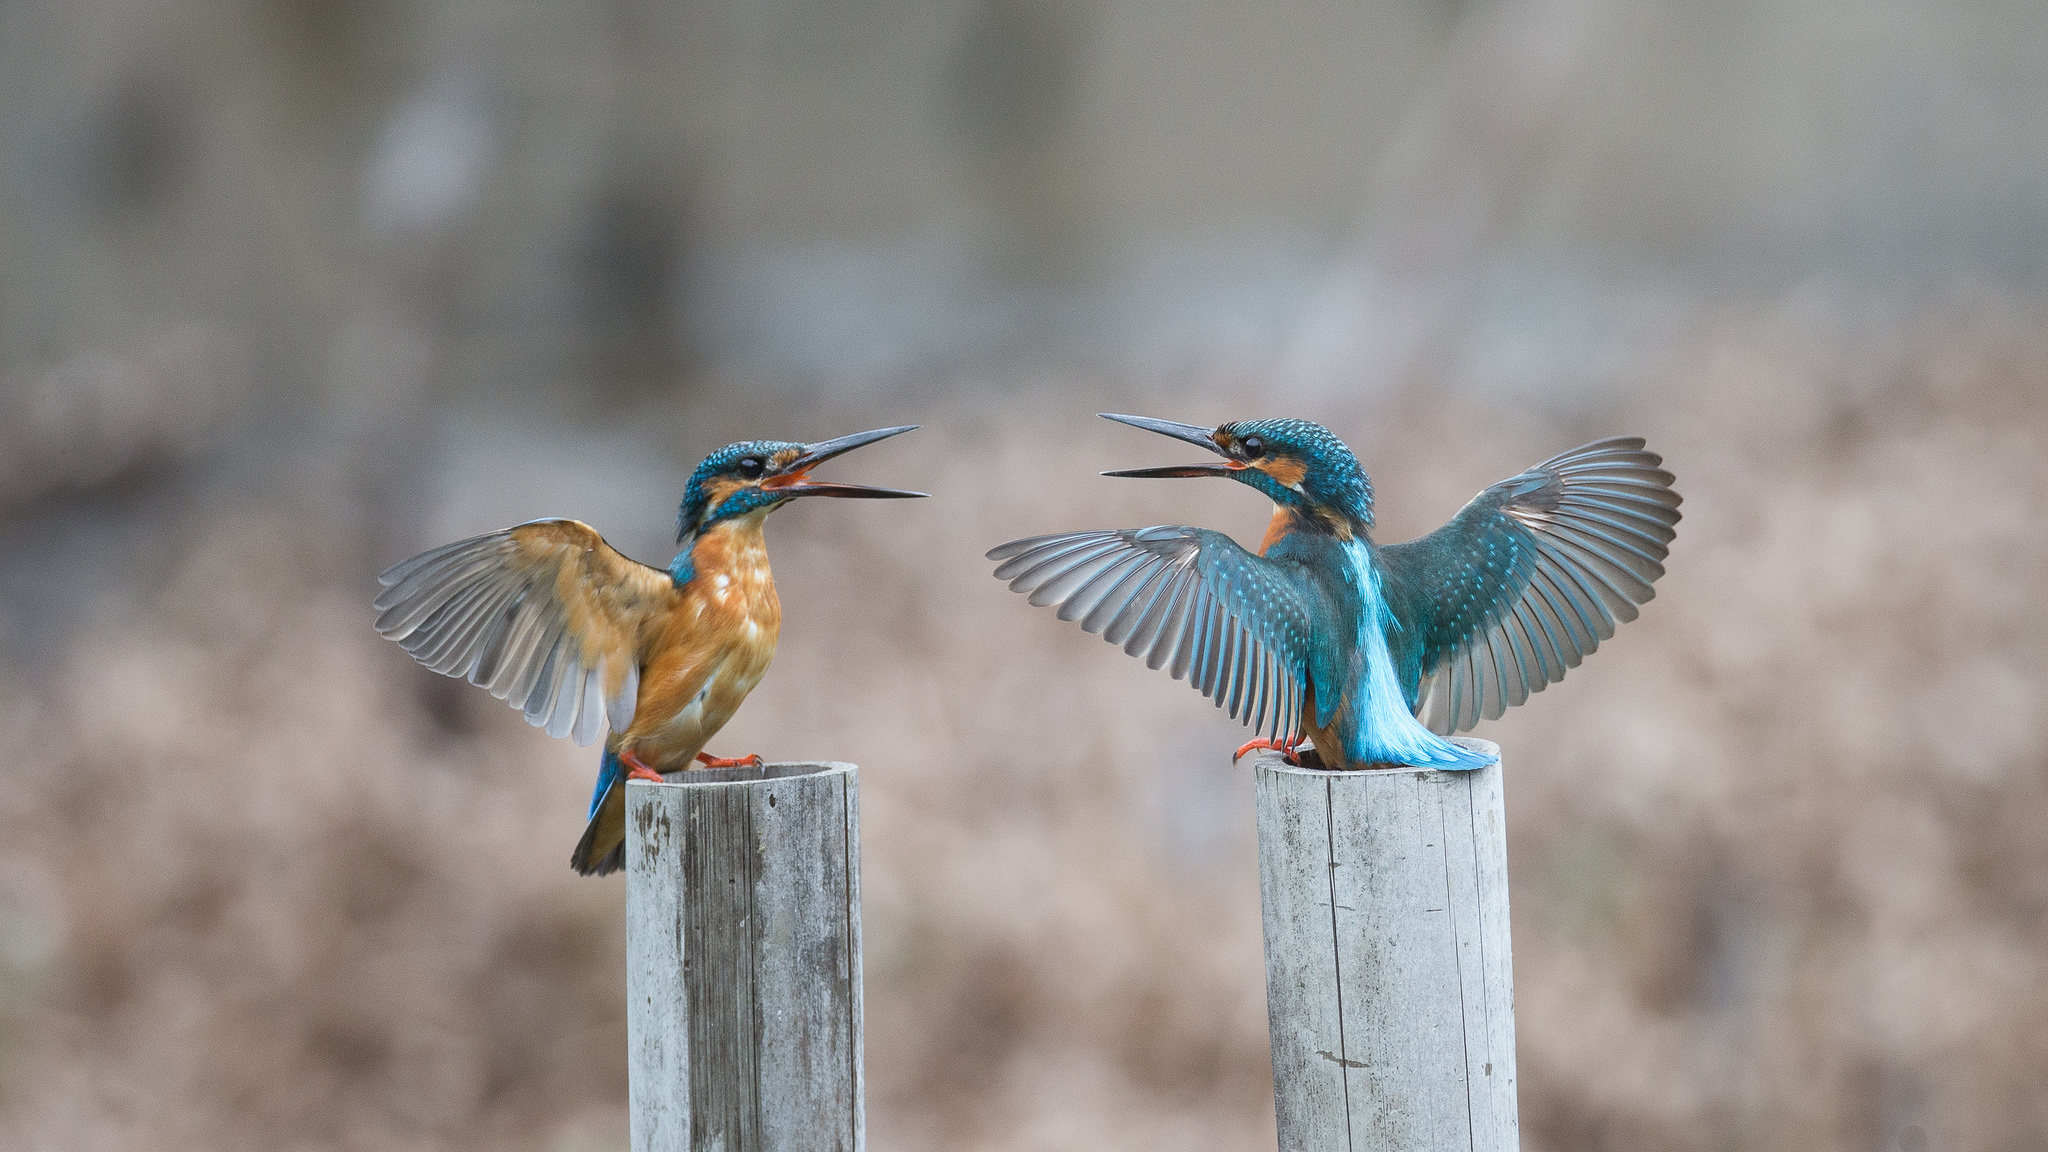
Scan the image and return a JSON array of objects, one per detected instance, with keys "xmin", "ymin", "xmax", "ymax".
[
  {"xmin": 1235, "ymin": 736, "xmax": 1307, "ymax": 766},
  {"xmin": 622, "ymin": 749, "xmax": 665, "ymax": 783},
  {"xmin": 696, "ymin": 752, "xmax": 766, "ymax": 769}
]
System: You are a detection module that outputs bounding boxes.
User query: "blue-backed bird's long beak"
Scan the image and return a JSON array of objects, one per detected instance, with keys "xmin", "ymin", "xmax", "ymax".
[
  {"xmin": 764, "ymin": 425, "xmax": 929, "ymax": 498},
  {"xmin": 1097, "ymin": 412, "xmax": 1242, "ymax": 479}
]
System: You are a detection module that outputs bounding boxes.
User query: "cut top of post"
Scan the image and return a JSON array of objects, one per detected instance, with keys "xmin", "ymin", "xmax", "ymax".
[
  {"xmin": 1255, "ymin": 738, "xmax": 1500, "ymax": 781},
  {"xmin": 647, "ymin": 760, "xmax": 856, "ymax": 786}
]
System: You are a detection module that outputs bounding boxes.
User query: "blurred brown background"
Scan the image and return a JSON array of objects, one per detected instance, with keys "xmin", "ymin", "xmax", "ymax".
[{"xmin": 3, "ymin": 1, "xmax": 2046, "ymax": 1149}]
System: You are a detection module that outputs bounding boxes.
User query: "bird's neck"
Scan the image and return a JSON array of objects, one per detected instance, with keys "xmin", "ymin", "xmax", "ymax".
[
  {"xmin": 1259, "ymin": 506, "xmax": 1304, "ymax": 555},
  {"xmin": 1259, "ymin": 503, "xmax": 1369, "ymax": 554},
  {"xmin": 670, "ymin": 509, "xmax": 774, "ymax": 590}
]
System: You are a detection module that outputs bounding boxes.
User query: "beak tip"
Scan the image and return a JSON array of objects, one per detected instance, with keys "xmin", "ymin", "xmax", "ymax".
[
  {"xmin": 792, "ymin": 423, "xmax": 922, "ymax": 469},
  {"xmin": 1099, "ymin": 413, "xmax": 1228, "ymax": 456}
]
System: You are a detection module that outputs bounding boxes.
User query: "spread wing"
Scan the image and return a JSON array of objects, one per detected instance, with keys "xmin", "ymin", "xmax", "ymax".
[
  {"xmin": 373, "ymin": 519, "xmax": 673, "ymax": 746},
  {"xmin": 987, "ymin": 526, "xmax": 1320, "ymax": 742},
  {"xmin": 1379, "ymin": 438, "xmax": 1681, "ymax": 734}
]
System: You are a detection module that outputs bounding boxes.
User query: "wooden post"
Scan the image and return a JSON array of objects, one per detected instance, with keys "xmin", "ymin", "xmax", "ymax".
[
  {"xmin": 625, "ymin": 761, "xmax": 863, "ymax": 1152},
  {"xmin": 1253, "ymin": 740, "xmax": 1518, "ymax": 1151}
]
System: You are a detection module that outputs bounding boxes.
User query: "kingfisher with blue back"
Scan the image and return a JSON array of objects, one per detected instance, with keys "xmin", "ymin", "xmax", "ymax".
[
  {"xmin": 988, "ymin": 415, "xmax": 1680, "ymax": 771},
  {"xmin": 374, "ymin": 425, "xmax": 925, "ymax": 875}
]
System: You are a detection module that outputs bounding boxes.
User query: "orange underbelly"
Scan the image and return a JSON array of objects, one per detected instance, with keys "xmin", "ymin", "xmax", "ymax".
[
  {"xmin": 617, "ymin": 514, "xmax": 783, "ymax": 767},
  {"xmin": 618, "ymin": 587, "xmax": 780, "ymax": 767},
  {"xmin": 624, "ymin": 658, "xmax": 770, "ymax": 766},
  {"xmin": 623, "ymin": 612, "xmax": 779, "ymax": 763}
]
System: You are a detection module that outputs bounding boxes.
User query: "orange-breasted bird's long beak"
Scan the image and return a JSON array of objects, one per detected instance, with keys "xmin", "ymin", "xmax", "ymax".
[
  {"xmin": 762, "ymin": 425, "xmax": 929, "ymax": 499},
  {"xmin": 1097, "ymin": 412, "xmax": 1244, "ymax": 478}
]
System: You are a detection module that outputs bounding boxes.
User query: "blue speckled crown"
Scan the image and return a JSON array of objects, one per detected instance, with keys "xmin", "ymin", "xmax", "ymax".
[
  {"xmin": 678, "ymin": 440, "xmax": 799, "ymax": 538},
  {"xmin": 1219, "ymin": 418, "xmax": 1374, "ymax": 527}
]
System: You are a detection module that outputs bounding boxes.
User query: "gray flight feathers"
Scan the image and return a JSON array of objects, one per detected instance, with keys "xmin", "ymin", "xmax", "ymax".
[
  {"xmin": 374, "ymin": 523, "xmax": 641, "ymax": 747},
  {"xmin": 989, "ymin": 525, "xmax": 1316, "ymax": 743}
]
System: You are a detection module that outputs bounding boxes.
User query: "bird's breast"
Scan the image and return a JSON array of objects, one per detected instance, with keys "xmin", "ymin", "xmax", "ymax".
[
  {"xmin": 625, "ymin": 517, "xmax": 782, "ymax": 762},
  {"xmin": 677, "ymin": 513, "xmax": 783, "ymax": 638}
]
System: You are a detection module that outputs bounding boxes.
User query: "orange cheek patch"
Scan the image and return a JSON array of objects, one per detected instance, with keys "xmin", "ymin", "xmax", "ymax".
[{"xmin": 1258, "ymin": 456, "xmax": 1308, "ymax": 488}]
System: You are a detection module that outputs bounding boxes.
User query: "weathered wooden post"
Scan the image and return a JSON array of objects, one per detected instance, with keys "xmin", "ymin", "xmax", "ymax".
[
  {"xmin": 625, "ymin": 761, "xmax": 864, "ymax": 1152},
  {"xmin": 1254, "ymin": 739, "xmax": 1518, "ymax": 1151}
]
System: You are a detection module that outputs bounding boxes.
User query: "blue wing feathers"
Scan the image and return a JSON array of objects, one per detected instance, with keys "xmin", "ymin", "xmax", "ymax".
[
  {"xmin": 988, "ymin": 527, "xmax": 1319, "ymax": 742},
  {"xmin": 1381, "ymin": 438, "xmax": 1680, "ymax": 734}
]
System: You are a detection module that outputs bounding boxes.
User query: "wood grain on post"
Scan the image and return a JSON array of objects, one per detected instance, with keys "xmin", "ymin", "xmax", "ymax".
[
  {"xmin": 1254, "ymin": 741, "xmax": 1518, "ymax": 1152},
  {"xmin": 625, "ymin": 761, "xmax": 863, "ymax": 1152}
]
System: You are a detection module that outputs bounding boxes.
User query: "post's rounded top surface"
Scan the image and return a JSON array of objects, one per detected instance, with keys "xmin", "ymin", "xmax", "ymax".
[
  {"xmin": 1251, "ymin": 738, "xmax": 1499, "ymax": 781},
  {"xmin": 635, "ymin": 760, "xmax": 856, "ymax": 787}
]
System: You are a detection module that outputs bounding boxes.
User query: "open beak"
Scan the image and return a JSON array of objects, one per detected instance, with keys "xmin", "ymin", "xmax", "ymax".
[
  {"xmin": 1097, "ymin": 412, "xmax": 1242, "ymax": 478},
  {"xmin": 763, "ymin": 425, "xmax": 929, "ymax": 499}
]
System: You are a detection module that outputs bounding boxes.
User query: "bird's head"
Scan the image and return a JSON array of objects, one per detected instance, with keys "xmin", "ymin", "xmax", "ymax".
[
  {"xmin": 678, "ymin": 425, "xmax": 926, "ymax": 539},
  {"xmin": 1100, "ymin": 414, "xmax": 1373, "ymax": 534}
]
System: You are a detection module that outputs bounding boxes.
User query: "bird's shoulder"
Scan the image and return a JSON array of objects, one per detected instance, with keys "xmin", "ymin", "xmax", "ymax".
[
  {"xmin": 503, "ymin": 519, "xmax": 680, "ymax": 630},
  {"xmin": 1256, "ymin": 521, "xmax": 1363, "ymax": 602},
  {"xmin": 502, "ymin": 519, "xmax": 670, "ymax": 581}
]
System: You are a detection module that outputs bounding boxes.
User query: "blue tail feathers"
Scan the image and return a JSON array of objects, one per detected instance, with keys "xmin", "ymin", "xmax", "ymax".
[
  {"xmin": 1417, "ymin": 736, "xmax": 1498, "ymax": 772},
  {"xmin": 589, "ymin": 748, "xmax": 622, "ymax": 820}
]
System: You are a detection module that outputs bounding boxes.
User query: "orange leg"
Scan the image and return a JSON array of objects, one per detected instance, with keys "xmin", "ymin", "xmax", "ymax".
[
  {"xmin": 696, "ymin": 752, "xmax": 765, "ymax": 769},
  {"xmin": 1234, "ymin": 733, "xmax": 1308, "ymax": 766},
  {"xmin": 622, "ymin": 748, "xmax": 665, "ymax": 783}
]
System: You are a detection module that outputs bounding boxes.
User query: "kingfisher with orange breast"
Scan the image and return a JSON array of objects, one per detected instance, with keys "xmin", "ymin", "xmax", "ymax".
[
  {"xmin": 375, "ymin": 426, "xmax": 924, "ymax": 875},
  {"xmin": 989, "ymin": 415, "xmax": 1679, "ymax": 771}
]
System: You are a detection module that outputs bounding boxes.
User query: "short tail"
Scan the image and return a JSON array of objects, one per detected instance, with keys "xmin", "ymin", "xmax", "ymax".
[
  {"xmin": 1355, "ymin": 695, "xmax": 1502, "ymax": 772},
  {"xmin": 571, "ymin": 769, "xmax": 628, "ymax": 876},
  {"xmin": 1416, "ymin": 735, "xmax": 1498, "ymax": 772}
]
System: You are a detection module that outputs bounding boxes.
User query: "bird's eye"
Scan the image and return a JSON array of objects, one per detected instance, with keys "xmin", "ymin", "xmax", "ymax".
[
  {"xmin": 737, "ymin": 457, "xmax": 765, "ymax": 479},
  {"xmin": 1241, "ymin": 435, "xmax": 1265, "ymax": 459}
]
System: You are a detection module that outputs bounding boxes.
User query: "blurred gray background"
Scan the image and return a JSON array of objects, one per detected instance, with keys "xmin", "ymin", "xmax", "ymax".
[{"xmin": 2, "ymin": 1, "xmax": 2046, "ymax": 1149}]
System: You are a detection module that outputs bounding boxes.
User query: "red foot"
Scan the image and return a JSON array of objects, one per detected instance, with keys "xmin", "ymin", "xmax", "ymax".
[
  {"xmin": 622, "ymin": 749, "xmax": 665, "ymax": 783},
  {"xmin": 1234, "ymin": 735, "xmax": 1308, "ymax": 766},
  {"xmin": 696, "ymin": 752, "xmax": 765, "ymax": 769}
]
